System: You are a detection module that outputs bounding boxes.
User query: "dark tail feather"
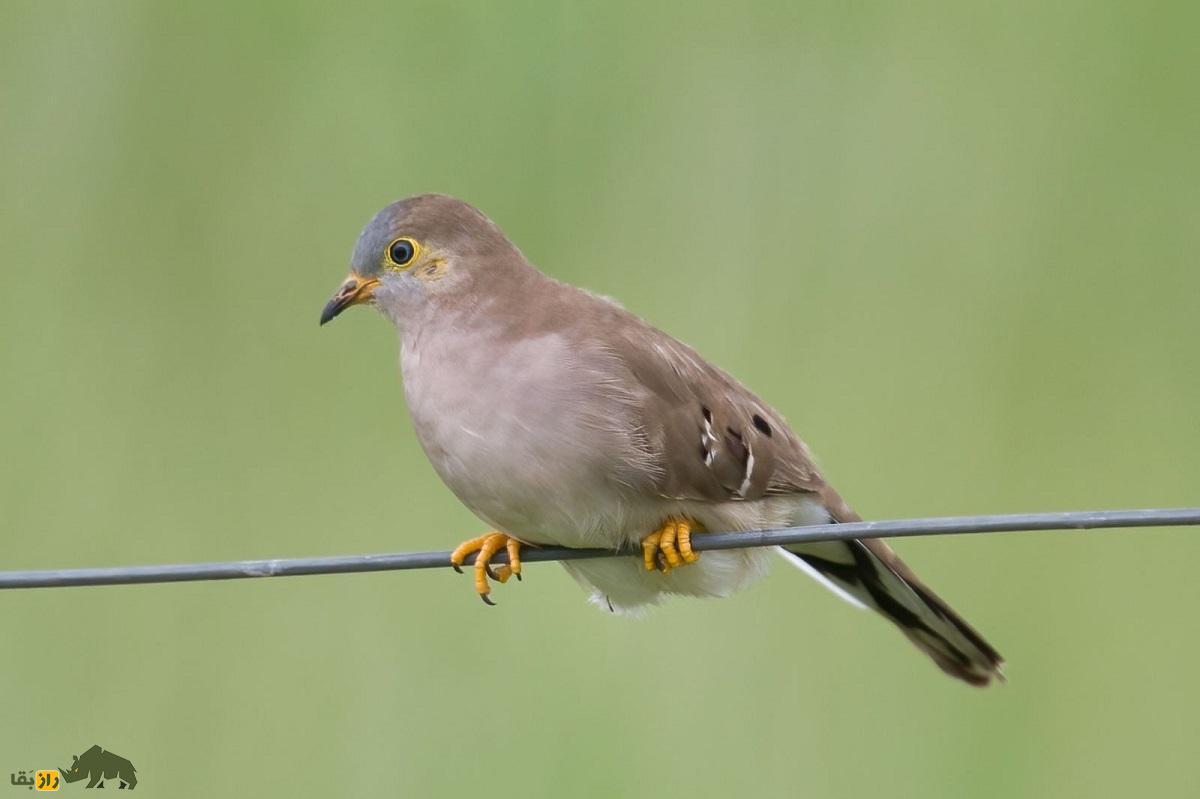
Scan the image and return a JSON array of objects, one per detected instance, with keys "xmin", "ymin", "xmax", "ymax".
[{"xmin": 779, "ymin": 535, "xmax": 1004, "ymax": 686}]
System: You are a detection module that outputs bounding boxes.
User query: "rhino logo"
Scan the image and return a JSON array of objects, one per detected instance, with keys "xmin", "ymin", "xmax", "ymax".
[{"xmin": 59, "ymin": 745, "xmax": 137, "ymax": 789}]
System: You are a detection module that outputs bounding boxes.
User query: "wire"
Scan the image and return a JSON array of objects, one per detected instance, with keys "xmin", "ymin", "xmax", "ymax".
[{"xmin": 1, "ymin": 507, "xmax": 1196, "ymax": 590}]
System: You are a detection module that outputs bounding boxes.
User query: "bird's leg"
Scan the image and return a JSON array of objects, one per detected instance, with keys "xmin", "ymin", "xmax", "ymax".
[
  {"xmin": 449, "ymin": 531, "xmax": 523, "ymax": 605},
  {"xmin": 641, "ymin": 516, "xmax": 702, "ymax": 573}
]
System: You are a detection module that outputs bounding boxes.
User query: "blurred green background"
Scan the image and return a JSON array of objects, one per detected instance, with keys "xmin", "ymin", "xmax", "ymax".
[{"xmin": 2, "ymin": 1, "xmax": 1198, "ymax": 796}]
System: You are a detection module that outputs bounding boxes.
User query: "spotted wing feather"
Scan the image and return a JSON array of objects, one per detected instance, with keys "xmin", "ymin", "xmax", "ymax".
[{"xmin": 615, "ymin": 329, "xmax": 825, "ymax": 503}]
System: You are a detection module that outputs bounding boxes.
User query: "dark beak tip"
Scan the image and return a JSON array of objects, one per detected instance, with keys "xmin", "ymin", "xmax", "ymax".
[{"xmin": 319, "ymin": 301, "xmax": 343, "ymax": 327}]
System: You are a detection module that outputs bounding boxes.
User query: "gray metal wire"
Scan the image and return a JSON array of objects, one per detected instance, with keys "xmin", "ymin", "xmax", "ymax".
[{"xmin": 0, "ymin": 508, "xmax": 1196, "ymax": 591}]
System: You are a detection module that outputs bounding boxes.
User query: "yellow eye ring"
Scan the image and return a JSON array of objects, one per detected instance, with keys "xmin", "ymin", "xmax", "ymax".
[{"xmin": 386, "ymin": 237, "xmax": 420, "ymax": 268}]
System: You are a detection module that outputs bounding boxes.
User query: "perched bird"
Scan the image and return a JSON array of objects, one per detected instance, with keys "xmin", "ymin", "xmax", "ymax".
[{"xmin": 320, "ymin": 194, "xmax": 1003, "ymax": 685}]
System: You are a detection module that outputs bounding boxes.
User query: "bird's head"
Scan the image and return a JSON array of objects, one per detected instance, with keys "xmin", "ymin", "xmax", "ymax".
[{"xmin": 319, "ymin": 194, "xmax": 522, "ymax": 328}]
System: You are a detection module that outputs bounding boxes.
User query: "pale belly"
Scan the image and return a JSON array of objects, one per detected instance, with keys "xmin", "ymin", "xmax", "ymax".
[{"xmin": 400, "ymin": 330, "xmax": 653, "ymax": 548}]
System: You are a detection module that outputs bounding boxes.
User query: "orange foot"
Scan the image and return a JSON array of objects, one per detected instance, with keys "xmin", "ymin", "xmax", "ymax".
[
  {"xmin": 641, "ymin": 516, "xmax": 702, "ymax": 574},
  {"xmin": 449, "ymin": 531, "xmax": 523, "ymax": 605}
]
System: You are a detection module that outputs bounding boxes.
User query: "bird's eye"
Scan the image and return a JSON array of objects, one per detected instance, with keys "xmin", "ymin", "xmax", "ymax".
[{"xmin": 387, "ymin": 238, "xmax": 417, "ymax": 266}]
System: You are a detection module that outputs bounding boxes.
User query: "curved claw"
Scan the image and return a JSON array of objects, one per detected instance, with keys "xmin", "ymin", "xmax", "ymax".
[{"xmin": 480, "ymin": 592, "xmax": 496, "ymax": 606}]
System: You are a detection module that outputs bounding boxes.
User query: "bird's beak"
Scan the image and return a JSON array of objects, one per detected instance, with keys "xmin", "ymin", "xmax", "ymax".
[{"xmin": 320, "ymin": 274, "xmax": 379, "ymax": 326}]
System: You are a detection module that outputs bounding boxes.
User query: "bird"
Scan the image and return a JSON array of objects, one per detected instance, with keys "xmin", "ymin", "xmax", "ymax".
[{"xmin": 319, "ymin": 194, "xmax": 1004, "ymax": 686}]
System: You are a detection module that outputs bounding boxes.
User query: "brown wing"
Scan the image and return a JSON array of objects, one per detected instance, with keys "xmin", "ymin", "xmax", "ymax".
[
  {"xmin": 613, "ymin": 321, "xmax": 845, "ymax": 508},
  {"xmin": 598, "ymin": 307, "xmax": 1003, "ymax": 685}
]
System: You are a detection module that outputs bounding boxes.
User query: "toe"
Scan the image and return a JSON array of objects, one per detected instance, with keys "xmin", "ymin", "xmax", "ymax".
[
  {"xmin": 472, "ymin": 533, "xmax": 506, "ymax": 603},
  {"xmin": 642, "ymin": 532, "xmax": 661, "ymax": 571},
  {"xmin": 450, "ymin": 533, "xmax": 490, "ymax": 573},
  {"xmin": 506, "ymin": 537, "xmax": 523, "ymax": 579},
  {"xmin": 473, "ymin": 557, "xmax": 491, "ymax": 598},
  {"xmin": 659, "ymin": 520, "xmax": 683, "ymax": 568}
]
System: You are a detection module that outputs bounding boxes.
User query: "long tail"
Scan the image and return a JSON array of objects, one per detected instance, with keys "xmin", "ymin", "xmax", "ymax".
[{"xmin": 779, "ymin": 493, "xmax": 1004, "ymax": 686}]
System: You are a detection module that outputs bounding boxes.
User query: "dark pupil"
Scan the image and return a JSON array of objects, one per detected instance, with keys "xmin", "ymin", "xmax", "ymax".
[{"xmin": 390, "ymin": 240, "xmax": 414, "ymax": 264}]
